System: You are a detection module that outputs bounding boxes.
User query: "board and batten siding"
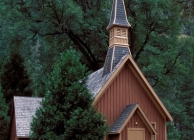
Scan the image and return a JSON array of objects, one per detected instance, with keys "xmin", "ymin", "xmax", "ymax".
[
  {"xmin": 94, "ymin": 64, "xmax": 166, "ymax": 140},
  {"xmin": 10, "ymin": 111, "xmax": 16, "ymax": 140}
]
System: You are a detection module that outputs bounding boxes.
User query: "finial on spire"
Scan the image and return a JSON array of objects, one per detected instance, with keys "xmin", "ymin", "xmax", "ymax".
[{"xmin": 107, "ymin": 0, "xmax": 131, "ymax": 30}]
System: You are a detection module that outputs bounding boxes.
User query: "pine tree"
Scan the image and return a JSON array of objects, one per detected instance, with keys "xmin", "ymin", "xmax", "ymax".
[
  {"xmin": 0, "ymin": 86, "xmax": 10, "ymax": 140},
  {"xmin": 1, "ymin": 52, "xmax": 32, "ymax": 107},
  {"xmin": 30, "ymin": 50, "xmax": 108, "ymax": 140}
]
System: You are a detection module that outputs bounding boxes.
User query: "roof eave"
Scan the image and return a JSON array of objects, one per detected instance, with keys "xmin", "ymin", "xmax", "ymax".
[
  {"xmin": 106, "ymin": 23, "xmax": 131, "ymax": 30},
  {"xmin": 127, "ymin": 56, "xmax": 173, "ymax": 121},
  {"xmin": 108, "ymin": 104, "xmax": 157, "ymax": 135},
  {"xmin": 107, "ymin": 132, "xmax": 119, "ymax": 135}
]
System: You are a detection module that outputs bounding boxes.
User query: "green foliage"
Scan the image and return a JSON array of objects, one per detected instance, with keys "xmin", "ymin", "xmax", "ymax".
[
  {"xmin": 0, "ymin": 0, "xmax": 194, "ymax": 138},
  {"xmin": 169, "ymin": 36, "xmax": 194, "ymax": 139},
  {"xmin": 1, "ymin": 52, "xmax": 32, "ymax": 107},
  {"xmin": 175, "ymin": 0, "xmax": 194, "ymax": 36},
  {"xmin": 167, "ymin": 122, "xmax": 181, "ymax": 140},
  {"xmin": 25, "ymin": 39, "xmax": 50, "ymax": 97},
  {"xmin": 0, "ymin": 86, "xmax": 10, "ymax": 140},
  {"xmin": 0, "ymin": 0, "xmax": 110, "ymax": 71},
  {"xmin": 30, "ymin": 50, "xmax": 108, "ymax": 140},
  {"xmin": 125, "ymin": 0, "xmax": 181, "ymax": 58},
  {"xmin": 0, "ymin": 0, "xmax": 111, "ymax": 95}
]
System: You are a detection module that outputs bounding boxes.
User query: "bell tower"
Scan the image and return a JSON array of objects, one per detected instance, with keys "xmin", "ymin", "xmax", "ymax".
[{"xmin": 102, "ymin": 0, "xmax": 131, "ymax": 76}]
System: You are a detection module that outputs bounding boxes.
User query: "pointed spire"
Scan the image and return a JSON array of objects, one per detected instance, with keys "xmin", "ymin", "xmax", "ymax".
[
  {"xmin": 102, "ymin": 0, "xmax": 131, "ymax": 77},
  {"xmin": 107, "ymin": 0, "xmax": 131, "ymax": 30}
]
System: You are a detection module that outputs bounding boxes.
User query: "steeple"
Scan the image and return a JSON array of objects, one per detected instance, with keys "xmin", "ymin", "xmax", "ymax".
[
  {"xmin": 102, "ymin": 0, "xmax": 131, "ymax": 76},
  {"xmin": 107, "ymin": 0, "xmax": 130, "ymax": 30}
]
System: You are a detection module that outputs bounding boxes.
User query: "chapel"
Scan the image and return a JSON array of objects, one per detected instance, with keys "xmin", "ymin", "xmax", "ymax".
[{"xmin": 9, "ymin": 0, "xmax": 173, "ymax": 140}]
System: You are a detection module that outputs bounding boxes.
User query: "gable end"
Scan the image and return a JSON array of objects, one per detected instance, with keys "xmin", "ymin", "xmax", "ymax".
[{"xmin": 92, "ymin": 55, "xmax": 173, "ymax": 122}]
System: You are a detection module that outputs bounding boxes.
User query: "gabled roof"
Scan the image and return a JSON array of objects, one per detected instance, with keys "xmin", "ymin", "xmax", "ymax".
[
  {"xmin": 13, "ymin": 96, "xmax": 42, "ymax": 137},
  {"xmin": 108, "ymin": 104, "xmax": 157, "ymax": 135},
  {"xmin": 87, "ymin": 54, "xmax": 173, "ymax": 121},
  {"xmin": 108, "ymin": 104, "xmax": 136, "ymax": 133},
  {"xmin": 107, "ymin": 0, "xmax": 131, "ymax": 30},
  {"xmin": 87, "ymin": 55, "xmax": 127, "ymax": 97}
]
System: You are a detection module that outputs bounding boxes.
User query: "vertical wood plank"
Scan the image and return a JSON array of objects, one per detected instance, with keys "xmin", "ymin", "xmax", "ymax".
[{"xmin": 94, "ymin": 65, "xmax": 166, "ymax": 140}]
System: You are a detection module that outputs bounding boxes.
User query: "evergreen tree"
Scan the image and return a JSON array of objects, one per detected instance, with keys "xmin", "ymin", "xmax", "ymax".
[
  {"xmin": 166, "ymin": 36, "xmax": 194, "ymax": 139},
  {"xmin": 1, "ymin": 52, "xmax": 32, "ymax": 107},
  {"xmin": 1, "ymin": 0, "xmax": 194, "ymax": 138},
  {"xmin": 0, "ymin": 86, "xmax": 10, "ymax": 140},
  {"xmin": 30, "ymin": 50, "xmax": 108, "ymax": 140}
]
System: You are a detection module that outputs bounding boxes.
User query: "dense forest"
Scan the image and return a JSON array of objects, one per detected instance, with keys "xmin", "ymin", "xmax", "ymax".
[{"xmin": 0, "ymin": 0, "xmax": 194, "ymax": 139}]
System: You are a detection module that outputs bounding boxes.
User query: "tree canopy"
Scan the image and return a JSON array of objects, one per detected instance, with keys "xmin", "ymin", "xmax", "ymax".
[
  {"xmin": 1, "ymin": 52, "xmax": 32, "ymax": 108},
  {"xmin": 0, "ymin": 86, "xmax": 9, "ymax": 140},
  {"xmin": 0, "ymin": 0, "xmax": 194, "ymax": 139}
]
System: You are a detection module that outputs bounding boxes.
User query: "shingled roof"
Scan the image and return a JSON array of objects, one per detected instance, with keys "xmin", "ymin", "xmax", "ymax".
[
  {"xmin": 13, "ymin": 96, "xmax": 42, "ymax": 137},
  {"xmin": 107, "ymin": 0, "xmax": 131, "ymax": 30},
  {"xmin": 108, "ymin": 104, "xmax": 157, "ymax": 135},
  {"xmin": 102, "ymin": 46, "xmax": 130, "ymax": 76},
  {"xmin": 87, "ymin": 54, "xmax": 127, "ymax": 96},
  {"xmin": 109, "ymin": 104, "xmax": 137, "ymax": 133}
]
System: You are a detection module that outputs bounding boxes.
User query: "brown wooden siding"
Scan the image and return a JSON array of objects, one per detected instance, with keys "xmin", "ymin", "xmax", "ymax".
[
  {"xmin": 95, "ymin": 65, "xmax": 165, "ymax": 140},
  {"xmin": 10, "ymin": 112, "xmax": 16, "ymax": 140}
]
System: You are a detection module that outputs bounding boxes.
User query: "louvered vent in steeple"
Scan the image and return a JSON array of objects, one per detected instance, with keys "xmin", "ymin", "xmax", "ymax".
[{"xmin": 102, "ymin": 0, "xmax": 131, "ymax": 77}]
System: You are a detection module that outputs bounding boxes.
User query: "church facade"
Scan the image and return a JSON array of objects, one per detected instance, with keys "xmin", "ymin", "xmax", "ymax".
[
  {"xmin": 9, "ymin": 0, "xmax": 172, "ymax": 140},
  {"xmin": 87, "ymin": 0, "xmax": 172, "ymax": 139}
]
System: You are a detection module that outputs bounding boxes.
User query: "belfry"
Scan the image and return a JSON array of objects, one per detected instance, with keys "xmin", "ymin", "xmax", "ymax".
[
  {"xmin": 103, "ymin": 0, "xmax": 131, "ymax": 76},
  {"xmin": 9, "ymin": 0, "xmax": 173, "ymax": 140}
]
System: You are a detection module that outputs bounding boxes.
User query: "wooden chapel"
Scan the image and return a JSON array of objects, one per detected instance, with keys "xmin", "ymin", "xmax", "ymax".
[
  {"xmin": 9, "ymin": 0, "xmax": 173, "ymax": 140},
  {"xmin": 86, "ymin": 0, "xmax": 173, "ymax": 139}
]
